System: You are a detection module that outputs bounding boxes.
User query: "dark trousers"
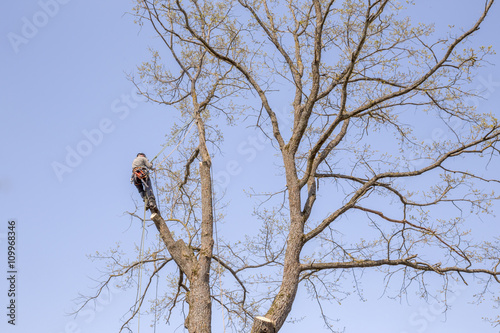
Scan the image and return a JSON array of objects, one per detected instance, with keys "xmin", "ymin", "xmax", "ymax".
[{"xmin": 133, "ymin": 174, "xmax": 155, "ymax": 202}]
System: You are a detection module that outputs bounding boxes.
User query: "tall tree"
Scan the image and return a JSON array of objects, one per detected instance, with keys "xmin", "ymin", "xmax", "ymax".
[{"xmin": 83, "ymin": 0, "xmax": 500, "ymax": 332}]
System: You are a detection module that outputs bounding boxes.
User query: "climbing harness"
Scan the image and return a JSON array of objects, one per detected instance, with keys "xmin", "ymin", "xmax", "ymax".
[
  {"xmin": 133, "ymin": 166, "xmax": 156, "ymax": 210},
  {"xmin": 133, "ymin": 167, "xmax": 149, "ymax": 180}
]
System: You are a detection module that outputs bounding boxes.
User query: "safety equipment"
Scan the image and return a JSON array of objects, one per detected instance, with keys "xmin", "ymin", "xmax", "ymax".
[{"xmin": 133, "ymin": 167, "xmax": 148, "ymax": 180}]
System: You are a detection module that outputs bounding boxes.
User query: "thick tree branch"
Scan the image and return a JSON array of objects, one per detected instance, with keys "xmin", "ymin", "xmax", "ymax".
[{"xmin": 300, "ymin": 257, "xmax": 500, "ymax": 283}]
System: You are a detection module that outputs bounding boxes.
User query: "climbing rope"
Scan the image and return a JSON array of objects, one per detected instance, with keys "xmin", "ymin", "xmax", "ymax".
[
  {"xmin": 153, "ymin": 259, "xmax": 160, "ymax": 333},
  {"xmin": 139, "ymin": 124, "xmax": 192, "ymax": 332},
  {"xmin": 154, "ymin": 121, "xmax": 196, "ymax": 168},
  {"xmin": 150, "ymin": 118, "xmax": 195, "ymax": 164},
  {"xmin": 134, "ymin": 174, "xmax": 159, "ymax": 333},
  {"xmin": 135, "ymin": 204, "xmax": 147, "ymax": 332},
  {"xmin": 130, "ymin": 119, "xmax": 194, "ymax": 333},
  {"xmin": 152, "ymin": 170, "xmax": 161, "ymax": 333},
  {"xmin": 211, "ymin": 166, "xmax": 226, "ymax": 333}
]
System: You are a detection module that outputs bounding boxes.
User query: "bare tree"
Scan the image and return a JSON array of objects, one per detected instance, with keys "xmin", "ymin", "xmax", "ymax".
[{"xmin": 82, "ymin": 0, "xmax": 500, "ymax": 332}]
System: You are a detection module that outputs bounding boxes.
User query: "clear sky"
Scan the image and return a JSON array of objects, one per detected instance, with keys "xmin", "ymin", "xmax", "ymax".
[{"xmin": 1, "ymin": 1, "xmax": 500, "ymax": 333}]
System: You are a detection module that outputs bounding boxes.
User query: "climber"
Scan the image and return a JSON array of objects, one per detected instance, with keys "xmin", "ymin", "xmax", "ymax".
[{"xmin": 131, "ymin": 153, "xmax": 157, "ymax": 210}]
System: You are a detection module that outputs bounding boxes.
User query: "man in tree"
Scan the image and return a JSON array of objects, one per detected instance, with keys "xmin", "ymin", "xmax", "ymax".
[
  {"xmin": 131, "ymin": 152, "xmax": 157, "ymax": 210},
  {"xmin": 80, "ymin": 1, "xmax": 500, "ymax": 332}
]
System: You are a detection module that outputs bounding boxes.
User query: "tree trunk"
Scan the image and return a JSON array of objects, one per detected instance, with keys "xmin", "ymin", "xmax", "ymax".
[
  {"xmin": 185, "ymin": 159, "xmax": 214, "ymax": 332},
  {"xmin": 251, "ymin": 152, "xmax": 304, "ymax": 332},
  {"xmin": 185, "ymin": 269, "xmax": 212, "ymax": 332}
]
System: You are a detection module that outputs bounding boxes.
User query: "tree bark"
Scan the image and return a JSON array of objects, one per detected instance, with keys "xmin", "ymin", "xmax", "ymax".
[
  {"xmin": 185, "ymin": 269, "xmax": 212, "ymax": 332},
  {"xmin": 151, "ymin": 204, "xmax": 213, "ymax": 332},
  {"xmin": 184, "ymin": 159, "xmax": 214, "ymax": 332}
]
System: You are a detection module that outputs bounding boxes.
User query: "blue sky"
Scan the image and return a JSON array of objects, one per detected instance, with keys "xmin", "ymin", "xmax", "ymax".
[{"xmin": 1, "ymin": 1, "xmax": 500, "ymax": 333}]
